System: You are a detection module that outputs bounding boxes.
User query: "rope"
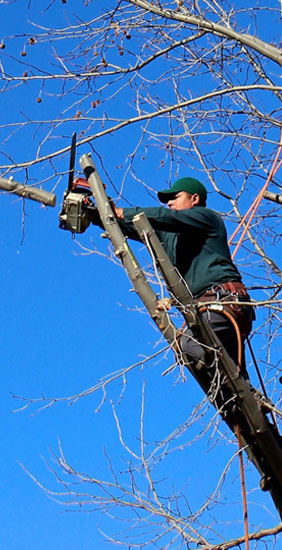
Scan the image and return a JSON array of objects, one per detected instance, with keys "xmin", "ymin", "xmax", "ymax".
[
  {"xmin": 228, "ymin": 127, "xmax": 282, "ymax": 259},
  {"xmin": 177, "ymin": 299, "xmax": 253, "ymax": 549},
  {"xmin": 222, "ymin": 308, "xmax": 250, "ymax": 550},
  {"xmin": 247, "ymin": 336, "xmax": 279, "ymax": 431},
  {"xmin": 236, "ymin": 423, "xmax": 250, "ymax": 550},
  {"xmin": 198, "ymin": 304, "xmax": 250, "ymax": 550},
  {"xmin": 224, "ymin": 132, "xmax": 282, "ymax": 546}
]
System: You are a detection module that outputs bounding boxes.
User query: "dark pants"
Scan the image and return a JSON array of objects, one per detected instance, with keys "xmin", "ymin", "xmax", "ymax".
[{"xmin": 180, "ymin": 304, "xmax": 253, "ymax": 377}]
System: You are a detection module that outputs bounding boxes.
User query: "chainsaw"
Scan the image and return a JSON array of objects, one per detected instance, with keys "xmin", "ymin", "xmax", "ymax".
[{"xmin": 59, "ymin": 133, "xmax": 97, "ymax": 234}]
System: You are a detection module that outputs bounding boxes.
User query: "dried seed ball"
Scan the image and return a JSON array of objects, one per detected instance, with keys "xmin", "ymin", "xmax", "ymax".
[{"xmin": 36, "ymin": 97, "xmax": 42, "ymax": 103}]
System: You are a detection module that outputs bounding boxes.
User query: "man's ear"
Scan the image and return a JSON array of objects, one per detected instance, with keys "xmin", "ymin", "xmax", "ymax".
[{"xmin": 191, "ymin": 193, "xmax": 200, "ymax": 206}]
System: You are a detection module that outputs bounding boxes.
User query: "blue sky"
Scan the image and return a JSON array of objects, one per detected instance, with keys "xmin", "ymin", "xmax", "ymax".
[{"xmin": 1, "ymin": 1, "xmax": 282, "ymax": 549}]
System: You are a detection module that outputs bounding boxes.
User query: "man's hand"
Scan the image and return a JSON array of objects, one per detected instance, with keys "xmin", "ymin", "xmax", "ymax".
[
  {"xmin": 89, "ymin": 206, "xmax": 101, "ymax": 225},
  {"xmin": 90, "ymin": 200, "xmax": 124, "ymax": 225},
  {"xmin": 110, "ymin": 201, "xmax": 124, "ymax": 219}
]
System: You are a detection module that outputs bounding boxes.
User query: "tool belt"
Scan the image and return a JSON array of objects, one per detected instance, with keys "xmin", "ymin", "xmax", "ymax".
[{"xmin": 196, "ymin": 281, "xmax": 253, "ymax": 338}]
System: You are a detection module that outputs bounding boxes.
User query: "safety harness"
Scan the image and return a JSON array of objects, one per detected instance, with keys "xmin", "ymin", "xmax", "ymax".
[
  {"xmin": 197, "ymin": 281, "xmax": 253, "ymax": 339},
  {"xmin": 175, "ymin": 281, "xmax": 253, "ymax": 372}
]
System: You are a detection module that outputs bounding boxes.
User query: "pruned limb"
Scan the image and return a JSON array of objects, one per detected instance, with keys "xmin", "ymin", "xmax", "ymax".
[{"xmin": 0, "ymin": 176, "xmax": 56, "ymax": 207}]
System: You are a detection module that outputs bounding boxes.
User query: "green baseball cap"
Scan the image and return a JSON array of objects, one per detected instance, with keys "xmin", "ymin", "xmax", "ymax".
[{"xmin": 158, "ymin": 177, "xmax": 207, "ymax": 204}]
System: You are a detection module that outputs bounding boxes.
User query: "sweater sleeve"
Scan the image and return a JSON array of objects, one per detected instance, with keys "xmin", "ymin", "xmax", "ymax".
[
  {"xmin": 117, "ymin": 207, "xmax": 178, "ymax": 242},
  {"xmin": 122, "ymin": 206, "xmax": 217, "ymax": 235}
]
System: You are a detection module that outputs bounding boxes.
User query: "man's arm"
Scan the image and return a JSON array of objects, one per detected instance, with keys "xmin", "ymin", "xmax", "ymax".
[
  {"xmin": 91, "ymin": 202, "xmax": 142, "ymax": 242},
  {"xmin": 93, "ymin": 202, "xmax": 215, "ymax": 241},
  {"xmin": 121, "ymin": 206, "xmax": 215, "ymax": 235}
]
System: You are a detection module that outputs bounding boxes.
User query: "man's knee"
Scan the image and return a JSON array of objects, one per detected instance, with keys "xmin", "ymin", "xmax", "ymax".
[{"xmin": 180, "ymin": 330, "xmax": 206, "ymax": 364}]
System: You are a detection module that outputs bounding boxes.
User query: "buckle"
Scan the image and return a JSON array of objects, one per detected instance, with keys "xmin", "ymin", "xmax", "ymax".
[{"xmin": 210, "ymin": 285, "xmax": 223, "ymax": 301}]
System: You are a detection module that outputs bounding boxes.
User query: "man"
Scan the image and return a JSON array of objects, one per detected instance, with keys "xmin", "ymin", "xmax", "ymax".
[{"xmin": 97, "ymin": 177, "xmax": 253, "ymax": 375}]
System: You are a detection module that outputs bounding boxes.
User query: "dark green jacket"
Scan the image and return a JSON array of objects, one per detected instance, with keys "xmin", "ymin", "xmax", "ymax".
[{"xmin": 118, "ymin": 206, "xmax": 242, "ymax": 297}]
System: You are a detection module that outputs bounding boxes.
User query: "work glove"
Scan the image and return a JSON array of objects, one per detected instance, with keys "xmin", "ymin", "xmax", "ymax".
[{"xmin": 89, "ymin": 206, "xmax": 102, "ymax": 226}]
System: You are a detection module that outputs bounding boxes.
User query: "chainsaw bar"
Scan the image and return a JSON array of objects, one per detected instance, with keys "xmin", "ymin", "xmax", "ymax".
[{"xmin": 68, "ymin": 132, "xmax": 77, "ymax": 191}]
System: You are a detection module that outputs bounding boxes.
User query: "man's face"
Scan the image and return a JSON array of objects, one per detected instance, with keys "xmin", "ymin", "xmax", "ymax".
[{"xmin": 167, "ymin": 191, "xmax": 200, "ymax": 210}]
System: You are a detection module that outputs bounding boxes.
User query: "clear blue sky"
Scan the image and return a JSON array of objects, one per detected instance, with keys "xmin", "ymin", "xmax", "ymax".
[{"xmin": 1, "ymin": 2, "xmax": 281, "ymax": 549}]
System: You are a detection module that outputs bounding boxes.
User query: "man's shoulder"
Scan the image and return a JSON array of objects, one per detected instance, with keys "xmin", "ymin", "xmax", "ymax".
[
  {"xmin": 195, "ymin": 206, "xmax": 220, "ymax": 216},
  {"xmin": 197, "ymin": 206, "xmax": 225, "ymax": 222},
  {"xmin": 185, "ymin": 206, "xmax": 222, "ymax": 222}
]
